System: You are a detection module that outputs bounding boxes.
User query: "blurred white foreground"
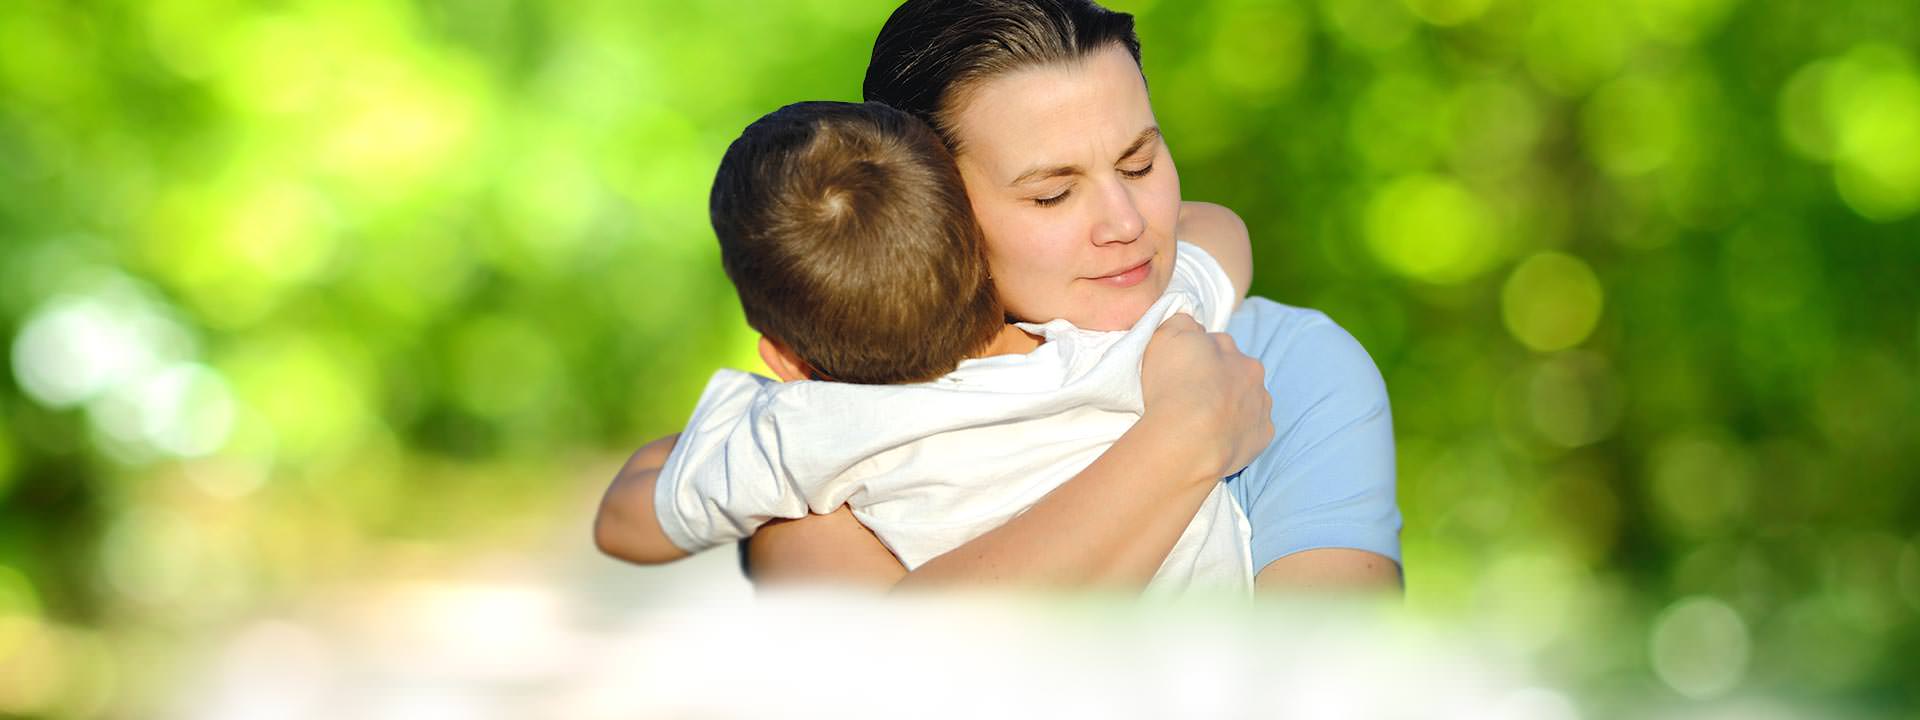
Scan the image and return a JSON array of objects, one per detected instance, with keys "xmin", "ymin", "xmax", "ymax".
[{"xmin": 168, "ymin": 538, "xmax": 1595, "ymax": 720}]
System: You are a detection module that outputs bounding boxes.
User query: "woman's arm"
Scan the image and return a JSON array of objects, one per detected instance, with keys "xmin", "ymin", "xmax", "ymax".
[
  {"xmin": 743, "ymin": 506, "xmax": 908, "ymax": 589},
  {"xmin": 1255, "ymin": 549, "xmax": 1402, "ymax": 592},
  {"xmin": 743, "ymin": 314, "xmax": 1273, "ymax": 589},
  {"xmin": 1224, "ymin": 303, "xmax": 1404, "ymax": 595}
]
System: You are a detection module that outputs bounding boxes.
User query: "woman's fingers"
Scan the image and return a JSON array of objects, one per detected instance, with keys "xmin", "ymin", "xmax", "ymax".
[{"xmin": 1141, "ymin": 317, "xmax": 1275, "ymax": 478}]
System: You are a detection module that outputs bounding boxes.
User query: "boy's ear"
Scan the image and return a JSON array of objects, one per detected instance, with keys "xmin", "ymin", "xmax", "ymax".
[{"xmin": 757, "ymin": 335, "xmax": 814, "ymax": 383}]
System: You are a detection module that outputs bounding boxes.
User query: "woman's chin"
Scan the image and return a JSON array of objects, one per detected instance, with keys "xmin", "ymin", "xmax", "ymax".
[{"xmin": 1078, "ymin": 290, "xmax": 1162, "ymax": 332}]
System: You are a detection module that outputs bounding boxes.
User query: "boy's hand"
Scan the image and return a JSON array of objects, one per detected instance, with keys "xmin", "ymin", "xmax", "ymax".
[
  {"xmin": 1139, "ymin": 314, "xmax": 1273, "ymax": 480},
  {"xmin": 1177, "ymin": 201, "xmax": 1254, "ymax": 303}
]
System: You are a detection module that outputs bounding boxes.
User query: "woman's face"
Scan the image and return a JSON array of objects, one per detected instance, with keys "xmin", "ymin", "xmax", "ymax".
[{"xmin": 947, "ymin": 45, "xmax": 1181, "ymax": 332}]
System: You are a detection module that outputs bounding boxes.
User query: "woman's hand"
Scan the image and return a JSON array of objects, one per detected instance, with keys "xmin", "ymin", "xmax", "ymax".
[{"xmin": 1139, "ymin": 313, "xmax": 1274, "ymax": 479}]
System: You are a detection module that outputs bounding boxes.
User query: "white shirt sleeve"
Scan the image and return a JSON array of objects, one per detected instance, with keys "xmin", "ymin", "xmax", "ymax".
[
  {"xmin": 651, "ymin": 370, "xmax": 814, "ymax": 553},
  {"xmin": 1170, "ymin": 241, "xmax": 1240, "ymax": 332},
  {"xmin": 652, "ymin": 368, "xmax": 879, "ymax": 556}
]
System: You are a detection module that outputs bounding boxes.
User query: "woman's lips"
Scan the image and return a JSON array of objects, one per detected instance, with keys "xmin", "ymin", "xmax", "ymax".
[{"xmin": 1087, "ymin": 257, "xmax": 1153, "ymax": 288}]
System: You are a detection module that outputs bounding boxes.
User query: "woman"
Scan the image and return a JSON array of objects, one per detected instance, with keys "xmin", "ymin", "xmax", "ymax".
[{"xmin": 598, "ymin": 0, "xmax": 1401, "ymax": 592}]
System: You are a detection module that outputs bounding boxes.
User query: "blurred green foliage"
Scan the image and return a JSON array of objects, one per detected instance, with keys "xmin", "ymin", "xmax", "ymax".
[{"xmin": 0, "ymin": 0, "xmax": 1916, "ymax": 716}]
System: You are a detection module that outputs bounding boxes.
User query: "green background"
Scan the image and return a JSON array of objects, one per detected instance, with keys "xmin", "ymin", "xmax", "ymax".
[{"xmin": 1, "ymin": 0, "xmax": 1916, "ymax": 716}]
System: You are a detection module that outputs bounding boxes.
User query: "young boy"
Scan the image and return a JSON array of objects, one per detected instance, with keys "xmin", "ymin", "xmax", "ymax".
[{"xmin": 605, "ymin": 100, "xmax": 1257, "ymax": 591}]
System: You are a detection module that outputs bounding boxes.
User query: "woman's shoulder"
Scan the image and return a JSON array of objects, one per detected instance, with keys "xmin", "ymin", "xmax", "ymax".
[
  {"xmin": 1225, "ymin": 297, "xmax": 1389, "ymax": 409},
  {"xmin": 1224, "ymin": 298, "xmax": 1401, "ymax": 570}
]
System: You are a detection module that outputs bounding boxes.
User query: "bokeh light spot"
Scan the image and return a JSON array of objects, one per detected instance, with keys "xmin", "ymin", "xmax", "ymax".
[
  {"xmin": 1526, "ymin": 352, "xmax": 1625, "ymax": 448},
  {"xmin": 11, "ymin": 281, "xmax": 195, "ymax": 410},
  {"xmin": 1526, "ymin": 0, "xmax": 1639, "ymax": 96},
  {"xmin": 1446, "ymin": 81, "xmax": 1542, "ymax": 178},
  {"xmin": 138, "ymin": 364, "xmax": 238, "ymax": 458},
  {"xmin": 1823, "ymin": 532, "xmax": 1908, "ymax": 633},
  {"xmin": 1777, "ymin": 59, "xmax": 1838, "ymax": 162},
  {"xmin": 1501, "ymin": 252, "xmax": 1604, "ymax": 352},
  {"xmin": 1474, "ymin": 550, "xmax": 1586, "ymax": 654},
  {"xmin": 79, "ymin": 363, "xmax": 236, "ymax": 462},
  {"xmin": 1583, "ymin": 73, "xmax": 1684, "ymax": 177},
  {"xmin": 1650, "ymin": 596, "xmax": 1749, "ymax": 699},
  {"xmin": 1779, "ymin": 46, "xmax": 1920, "ymax": 220},
  {"xmin": 1649, "ymin": 430, "xmax": 1752, "ymax": 538},
  {"xmin": 1364, "ymin": 174, "xmax": 1502, "ymax": 284},
  {"xmin": 1826, "ymin": 45, "xmax": 1920, "ymax": 221}
]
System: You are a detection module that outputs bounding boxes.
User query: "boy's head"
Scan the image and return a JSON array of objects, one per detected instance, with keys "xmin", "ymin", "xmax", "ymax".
[{"xmin": 710, "ymin": 101, "xmax": 1002, "ymax": 385}]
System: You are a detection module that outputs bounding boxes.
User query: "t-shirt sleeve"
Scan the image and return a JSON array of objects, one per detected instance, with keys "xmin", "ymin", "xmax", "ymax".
[
  {"xmin": 1225, "ymin": 299, "xmax": 1403, "ymax": 572},
  {"xmin": 1171, "ymin": 241, "xmax": 1239, "ymax": 332},
  {"xmin": 653, "ymin": 369, "xmax": 812, "ymax": 553}
]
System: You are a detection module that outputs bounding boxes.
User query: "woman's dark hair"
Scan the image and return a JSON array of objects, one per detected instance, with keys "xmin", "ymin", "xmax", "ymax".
[{"xmin": 864, "ymin": 0, "xmax": 1141, "ymax": 154}]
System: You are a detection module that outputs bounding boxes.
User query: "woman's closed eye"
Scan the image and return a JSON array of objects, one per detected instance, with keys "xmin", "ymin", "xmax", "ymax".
[
  {"xmin": 1034, "ymin": 186, "xmax": 1074, "ymax": 207},
  {"xmin": 1032, "ymin": 163, "xmax": 1153, "ymax": 208}
]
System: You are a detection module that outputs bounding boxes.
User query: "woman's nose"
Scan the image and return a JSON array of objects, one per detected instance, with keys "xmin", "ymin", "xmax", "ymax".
[{"xmin": 1090, "ymin": 178, "xmax": 1146, "ymax": 246}]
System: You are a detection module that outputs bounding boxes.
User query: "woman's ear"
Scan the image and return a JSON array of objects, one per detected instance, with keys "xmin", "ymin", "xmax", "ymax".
[{"xmin": 757, "ymin": 335, "xmax": 815, "ymax": 382}]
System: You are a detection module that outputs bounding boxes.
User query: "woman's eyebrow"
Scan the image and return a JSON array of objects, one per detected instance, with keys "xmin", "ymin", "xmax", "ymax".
[
  {"xmin": 1009, "ymin": 162, "xmax": 1078, "ymax": 187},
  {"xmin": 1007, "ymin": 126, "xmax": 1163, "ymax": 187},
  {"xmin": 1117, "ymin": 127, "xmax": 1162, "ymax": 161}
]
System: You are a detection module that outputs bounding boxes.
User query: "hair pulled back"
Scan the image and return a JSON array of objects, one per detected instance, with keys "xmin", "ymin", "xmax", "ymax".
[{"xmin": 863, "ymin": 0, "xmax": 1142, "ymax": 154}]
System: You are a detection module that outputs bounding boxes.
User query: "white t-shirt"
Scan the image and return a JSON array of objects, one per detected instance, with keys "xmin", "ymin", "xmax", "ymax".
[{"xmin": 654, "ymin": 241, "xmax": 1254, "ymax": 592}]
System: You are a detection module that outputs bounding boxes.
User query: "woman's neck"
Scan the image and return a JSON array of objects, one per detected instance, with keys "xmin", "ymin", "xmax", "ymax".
[{"xmin": 971, "ymin": 323, "xmax": 1044, "ymax": 359}]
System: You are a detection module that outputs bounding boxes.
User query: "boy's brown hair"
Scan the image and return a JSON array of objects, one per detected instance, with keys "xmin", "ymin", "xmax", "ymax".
[{"xmin": 710, "ymin": 101, "xmax": 1003, "ymax": 385}]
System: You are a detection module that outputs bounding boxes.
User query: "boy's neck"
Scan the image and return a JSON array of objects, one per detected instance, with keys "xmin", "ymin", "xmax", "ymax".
[{"xmin": 970, "ymin": 323, "xmax": 1043, "ymax": 359}]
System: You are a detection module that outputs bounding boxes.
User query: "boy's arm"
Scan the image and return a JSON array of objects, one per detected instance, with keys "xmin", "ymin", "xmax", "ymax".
[
  {"xmin": 597, "ymin": 374, "xmax": 875, "ymax": 565},
  {"xmin": 1177, "ymin": 201, "xmax": 1253, "ymax": 301},
  {"xmin": 593, "ymin": 433, "xmax": 691, "ymax": 564},
  {"xmin": 594, "ymin": 430, "xmax": 911, "ymax": 581}
]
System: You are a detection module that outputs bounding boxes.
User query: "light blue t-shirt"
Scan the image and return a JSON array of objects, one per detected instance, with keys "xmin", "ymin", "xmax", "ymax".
[{"xmin": 1222, "ymin": 297, "xmax": 1403, "ymax": 574}]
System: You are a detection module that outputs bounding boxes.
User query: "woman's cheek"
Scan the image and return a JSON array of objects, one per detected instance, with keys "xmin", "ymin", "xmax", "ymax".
[{"xmin": 1149, "ymin": 169, "xmax": 1182, "ymax": 237}]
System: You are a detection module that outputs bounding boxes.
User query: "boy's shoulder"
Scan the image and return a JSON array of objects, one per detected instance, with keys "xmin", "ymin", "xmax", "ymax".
[{"xmin": 1175, "ymin": 201, "xmax": 1252, "ymax": 297}]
